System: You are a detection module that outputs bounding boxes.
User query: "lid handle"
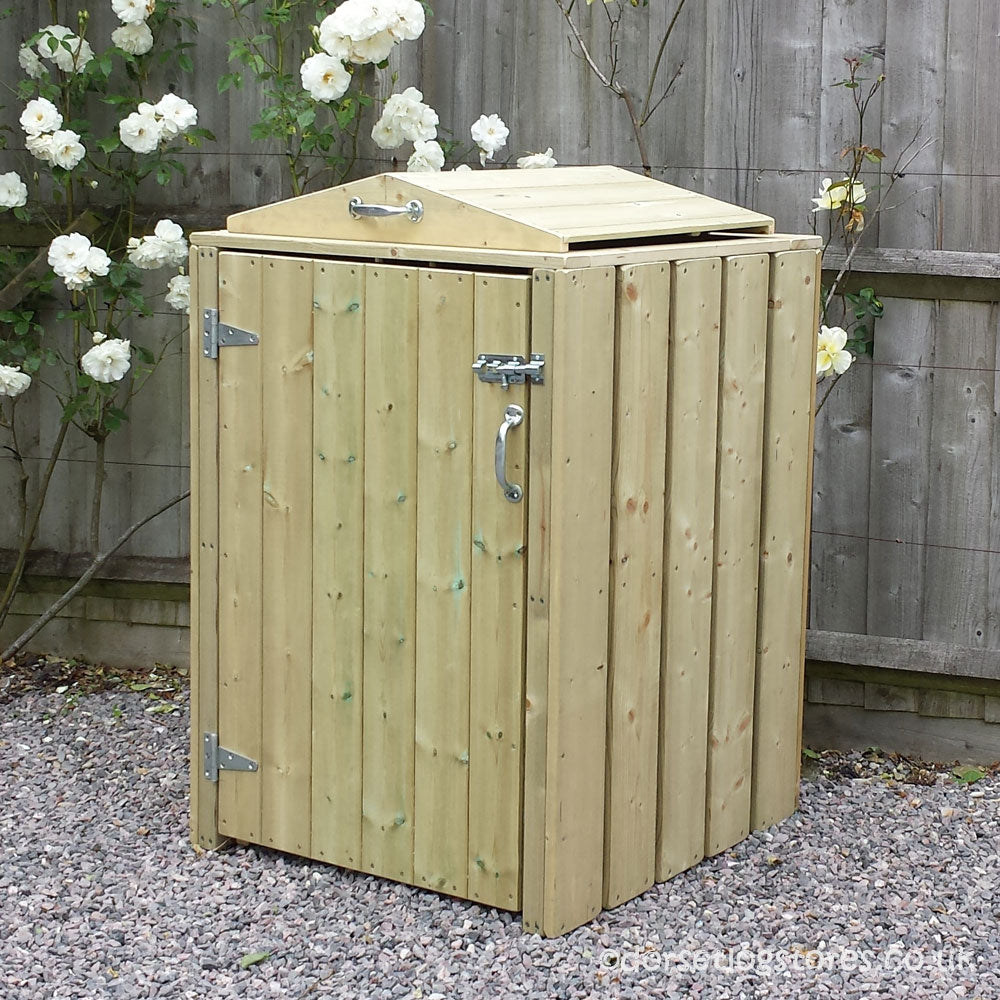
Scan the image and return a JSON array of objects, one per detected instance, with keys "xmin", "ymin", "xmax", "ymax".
[{"xmin": 348, "ymin": 197, "xmax": 424, "ymax": 223}]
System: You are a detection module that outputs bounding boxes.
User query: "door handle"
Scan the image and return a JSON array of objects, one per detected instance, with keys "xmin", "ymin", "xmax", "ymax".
[{"xmin": 495, "ymin": 404, "xmax": 524, "ymax": 503}]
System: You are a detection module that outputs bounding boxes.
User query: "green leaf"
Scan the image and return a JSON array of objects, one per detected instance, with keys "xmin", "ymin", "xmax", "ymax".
[
  {"xmin": 98, "ymin": 135, "xmax": 121, "ymax": 154},
  {"xmin": 951, "ymin": 765, "xmax": 985, "ymax": 785},
  {"xmin": 239, "ymin": 952, "xmax": 271, "ymax": 970},
  {"xmin": 801, "ymin": 747, "xmax": 822, "ymax": 760}
]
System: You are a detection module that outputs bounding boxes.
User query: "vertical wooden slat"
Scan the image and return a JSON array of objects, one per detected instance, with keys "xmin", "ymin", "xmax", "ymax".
[
  {"xmin": 705, "ymin": 254, "xmax": 769, "ymax": 856},
  {"xmin": 603, "ymin": 263, "xmax": 670, "ymax": 908},
  {"xmin": 216, "ymin": 252, "xmax": 264, "ymax": 843},
  {"xmin": 655, "ymin": 257, "xmax": 722, "ymax": 881},
  {"xmin": 413, "ymin": 269, "xmax": 475, "ymax": 897},
  {"xmin": 259, "ymin": 256, "xmax": 315, "ymax": 857},
  {"xmin": 361, "ymin": 265, "xmax": 419, "ymax": 883},
  {"xmin": 468, "ymin": 274, "xmax": 531, "ymax": 909},
  {"xmin": 189, "ymin": 245, "xmax": 226, "ymax": 850},
  {"xmin": 522, "ymin": 268, "xmax": 556, "ymax": 932},
  {"xmin": 521, "ymin": 267, "xmax": 616, "ymax": 936},
  {"xmin": 752, "ymin": 249, "xmax": 821, "ymax": 831},
  {"xmin": 311, "ymin": 261, "xmax": 366, "ymax": 868}
]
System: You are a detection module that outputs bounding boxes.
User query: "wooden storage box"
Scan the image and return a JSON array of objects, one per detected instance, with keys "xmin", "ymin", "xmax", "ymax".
[{"xmin": 189, "ymin": 166, "xmax": 821, "ymax": 936}]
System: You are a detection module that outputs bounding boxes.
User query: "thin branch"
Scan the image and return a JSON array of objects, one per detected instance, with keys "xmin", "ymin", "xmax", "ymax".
[
  {"xmin": 642, "ymin": 0, "xmax": 687, "ymax": 122},
  {"xmin": 552, "ymin": 0, "xmax": 617, "ymax": 91},
  {"xmin": 1, "ymin": 490, "xmax": 191, "ymax": 661},
  {"xmin": 642, "ymin": 62, "xmax": 684, "ymax": 125}
]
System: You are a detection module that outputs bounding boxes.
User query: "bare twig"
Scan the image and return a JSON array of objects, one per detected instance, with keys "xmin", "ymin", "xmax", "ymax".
[
  {"xmin": 1, "ymin": 490, "xmax": 191, "ymax": 660},
  {"xmin": 642, "ymin": 0, "xmax": 687, "ymax": 123}
]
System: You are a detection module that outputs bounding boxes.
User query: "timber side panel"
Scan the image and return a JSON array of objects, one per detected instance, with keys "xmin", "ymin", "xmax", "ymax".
[
  {"xmin": 521, "ymin": 269, "xmax": 556, "ymax": 934},
  {"xmin": 656, "ymin": 257, "xmax": 722, "ymax": 881},
  {"xmin": 751, "ymin": 250, "xmax": 820, "ymax": 831},
  {"xmin": 311, "ymin": 261, "xmax": 366, "ymax": 868},
  {"xmin": 189, "ymin": 246, "xmax": 225, "ymax": 850},
  {"xmin": 216, "ymin": 253, "xmax": 264, "ymax": 843},
  {"xmin": 467, "ymin": 274, "xmax": 532, "ymax": 910},
  {"xmin": 705, "ymin": 254, "xmax": 769, "ymax": 856},
  {"xmin": 413, "ymin": 269, "xmax": 474, "ymax": 898},
  {"xmin": 361, "ymin": 266, "xmax": 419, "ymax": 883},
  {"xmin": 260, "ymin": 257, "xmax": 315, "ymax": 857},
  {"xmin": 603, "ymin": 263, "xmax": 670, "ymax": 908},
  {"xmin": 524, "ymin": 267, "xmax": 616, "ymax": 936}
]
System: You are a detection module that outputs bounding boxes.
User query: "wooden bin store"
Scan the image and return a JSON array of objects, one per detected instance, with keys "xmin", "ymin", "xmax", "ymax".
[{"xmin": 189, "ymin": 166, "xmax": 821, "ymax": 936}]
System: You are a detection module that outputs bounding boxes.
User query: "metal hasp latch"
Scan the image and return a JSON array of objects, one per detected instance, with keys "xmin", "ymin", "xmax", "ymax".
[
  {"xmin": 202, "ymin": 308, "xmax": 259, "ymax": 360},
  {"xmin": 202, "ymin": 732, "xmax": 258, "ymax": 782},
  {"xmin": 472, "ymin": 353, "xmax": 545, "ymax": 389}
]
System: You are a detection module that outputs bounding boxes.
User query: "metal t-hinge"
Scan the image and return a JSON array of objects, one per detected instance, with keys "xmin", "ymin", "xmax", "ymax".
[
  {"xmin": 202, "ymin": 308, "xmax": 259, "ymax": 360},
  {"xmin": 202, "ymin": 732, "xmax": 258, "ymax": 782},
  {"xmin": 472, "ymin": 353, "xmax": 545, "ymax": 389}
]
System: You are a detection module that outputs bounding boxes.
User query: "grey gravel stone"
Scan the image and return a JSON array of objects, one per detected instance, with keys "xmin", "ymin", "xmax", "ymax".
[{"xmin": 1, "ymin": 688, "xmax": 999, "ymax": 999}]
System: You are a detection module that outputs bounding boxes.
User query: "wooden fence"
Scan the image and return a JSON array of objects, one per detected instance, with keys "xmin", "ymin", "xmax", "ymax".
[{"xmin": 2, "ymin": 0, "xmax": 999, "ymax": 685}]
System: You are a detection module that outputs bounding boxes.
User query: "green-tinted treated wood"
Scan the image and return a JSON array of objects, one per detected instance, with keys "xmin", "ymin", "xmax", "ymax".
[
  {"xmin": 603, "ymin": 263, "xmax": 670, "ymax": 909},
  {"xmin": 807, "ymin": 660, "xmax": 1000, "ymax": 700},
  {"xmin": 413, "ymin": 268, "xmax": 475, "ymax": 898},
  {"xmin": 468, "ymin": 273, "xmax": 531, "ymax": 910},
  {"xmin": 751, "ymin": 250, "xmax": 820, "ymax": 832},
  {"xmin": 216, "ymin": 253, "xmax": 264, "ymax": 844},
  {"xmin": 189, "ymin": 245, "xmax": 226, "ymax": 851},
  {"xmin": 705, "ymin": 254, "xmax": 769, "ymax": 858},
  {"xmin": 361, "ymin": 265, "xmax": 419, "ymax": 883},
  {"xmin": 260, "ymin": 257, "xmax": 315, "ymax": 857},
  {"xmin": 311, "ymin": 261, "xmax": 366, "ymax": 869},
  {"xmin": 524, "ymin": 267, "xmax": 616, "ymax": 936},
  {"xmin": 656, "ymin": 257, "xmax": 722, "ymax": 881}
]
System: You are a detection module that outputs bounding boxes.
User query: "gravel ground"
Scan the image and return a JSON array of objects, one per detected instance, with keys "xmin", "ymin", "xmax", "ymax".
[{"xmin": 1, "ymin": 684, "xmax": 999, "ymax": 1000}]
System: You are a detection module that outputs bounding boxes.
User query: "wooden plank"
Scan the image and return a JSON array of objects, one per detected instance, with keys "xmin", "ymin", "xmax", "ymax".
[
  {"xmin": 822, "ymin": 248, "xmax": 1000, "ymax": 281},
  {"xmin": 807, "ymin": 660, "xmax": 1000, "ymax": 700},
  {"xmin": 705, "ymin": 254, "xmax": 769, "ymax": 858},
  {"xmin": 467, "ymin": 273, "xmax": 531, "ymax": 910},
  {"xmin": 412, "ymin": 268, "xmax": 475, "ymax": 898},
  {"xmin": 311, "ymin": 261, "xmax": 366, "ymax": 869},
  {"xmin": 521, "ymin": 268, "xmax": 556, "ymax": 933},
  {"xmin": 806, "ymin": 630, "xmax": 1000, "ymax": 682},
  {"xmin": 216, "ymin": 252, "xmax": 264, "ymax": 844},
  {"xmin": 803, "ymin": 704, "xmax": 1000, "ymax": 765},
  {"xmin": 751, "ymin": 250, "xmax": 820, "ymax": 832},
  {"xmin": 922, "ymin": 302, "xmax": 995, "ymax": 648},
  {"xmin": 603, "ymin": 263, "xmax": 670, "ymax": 908},
  {"xmin": 189, "ymin": 245, "xmax": 226, "ymax": 850},
  {"xmin": 190, "ymin": 228, "xmax": 820, "ymax": 272},
  {"xmin": 655, "ymin": 257, "xmax": 721, "ymax": 881},
  {"xmin": 521, "ymin": 266, "xmax": 616, "ymax": 936},
  {"xmin": 260, "ymin": 256, "xmax": 314, "ymax": 857},
  {"xmin": 361, "ymin": 265, "xmax": 419, "ymax": 884}
]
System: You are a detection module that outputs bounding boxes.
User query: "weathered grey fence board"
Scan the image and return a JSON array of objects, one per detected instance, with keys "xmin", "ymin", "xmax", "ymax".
[{"xmin": 2, "ymin": 0, "xmax": 1000, "ymax": 669}]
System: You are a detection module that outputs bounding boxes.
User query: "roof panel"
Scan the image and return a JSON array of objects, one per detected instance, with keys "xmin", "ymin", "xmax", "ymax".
[{"xmin": 225, "ymin": 166, "xmax": 774, "ymax": 252}]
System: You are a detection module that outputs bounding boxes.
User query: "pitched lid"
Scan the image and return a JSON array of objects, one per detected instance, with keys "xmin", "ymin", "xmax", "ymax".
[{"xmin": 226, "ymin": 165, "xmax": 774, "ymax": 253}]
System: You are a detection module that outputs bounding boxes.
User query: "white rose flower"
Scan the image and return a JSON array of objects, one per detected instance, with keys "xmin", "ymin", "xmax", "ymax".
[
  {"xmin": 49, "ymin": 129, "xmax": 86, "ymax": 170},
  {"xmin": 300, "ymin": 53, "xmax": 352, "ymax": 102},
  {"xmin": 471, "ymin": 113, "xmax": 509, "ymax": 165},
  {"xmin": 81, "ymin": 339, "xmax": 132, "ymax": 383},
  {"xmin": 19, "ymin": 45, "xmax": 45, "ymax": 79},
  {"xmin": 154, "ymin": 94, "xmax": 198, "ymax": 136},
  {"xmin": 0, "ymin": 364, "xmax": 32, "ymax": 398},
  {"xmin": 816, "ymin": 325, "xmax": 853, "ymax": 378},
  {"xmin": 26, "ymin": 133, "xmax": 56, "ymax": 164},
  {"xmin": 377, "ymin": 88, "xmax": 438, "ymax": 143},
  {"xmin": 112, "ymin": 22, "xmax": 154, "ymax": 55},
  {"xmin": 407, "ymin": 139, "xmax": 444, "ymax": 173},
  {"xmin": 119, "ymin": 110, "xmax": 163, "ymax": 153},
  {"xmin": 127, "ymin": 221, "xmax": 187, "ymax": 270},
  {"xmin": 453, "ymin": 164, "xmax": 473, "ymax": 172},
  {"xmin": 64, "ymin": 269, "xmax": 95, "ymax": 291},
  {"xmin": 112, "ymin": 0, "xmax": 156, "ymax": 24},
  {"xmin": 126, "ymin": 236, "xmax": 168, "ymax": 270},
  {"xmin": 37, "ymin": 25, "xmax": 93, "ymax": 72},
  {"xmin": 0, "ymin": 172, "xmax": 28, "ymax": 210},
  {"xmin": 517, "ymin": 148, "xmax": 557, "ymax": 169},
  {"xmin": 20, "ymin": 98, "xmax": 62, "ymax": 137},
  {"xmin": 85, "ymin": 246, "xmax": 111, "ymax": 277},
  {"xmin": 388, "ymin": 0, "xmax": 425, "ymax": 41},
  {"xmin": 153, "ymin": 219, "xmax": 184, "ymax": 244},
  {"xmin": 48, "ymin": 233, "xmax": 94, "ymax": 278},
  {"xmin": 371, "ymin": 115, "xmax": 404, "ymax": 150},
  {"xmin": 92, "ymin": 331, "xmax": 107, "ymax": 344},
  {"xmin": 165, "ymin": 273, "xmax": 190, "ymax": 311},
  {"xmin": 317, "ymin": 22, "xmax": 352, "ymax": 62},
  {"xmin": 812, "ymin": 177, "xmax": 867, "ymax": 212},
  {"xmin": 349, "ymin": 28, "xmax": 395, "ymax": 64}
]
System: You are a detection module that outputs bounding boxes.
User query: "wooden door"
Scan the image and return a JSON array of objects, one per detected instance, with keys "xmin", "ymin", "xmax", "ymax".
[{"xmin": 210, "ymin": 253, "xmax": 531, "ymax": 910}]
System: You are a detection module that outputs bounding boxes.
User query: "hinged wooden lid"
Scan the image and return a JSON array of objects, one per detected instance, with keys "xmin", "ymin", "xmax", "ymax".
[{"xmin": 226, "ymin": 166, "xmax": 774, "ymax": 253}]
